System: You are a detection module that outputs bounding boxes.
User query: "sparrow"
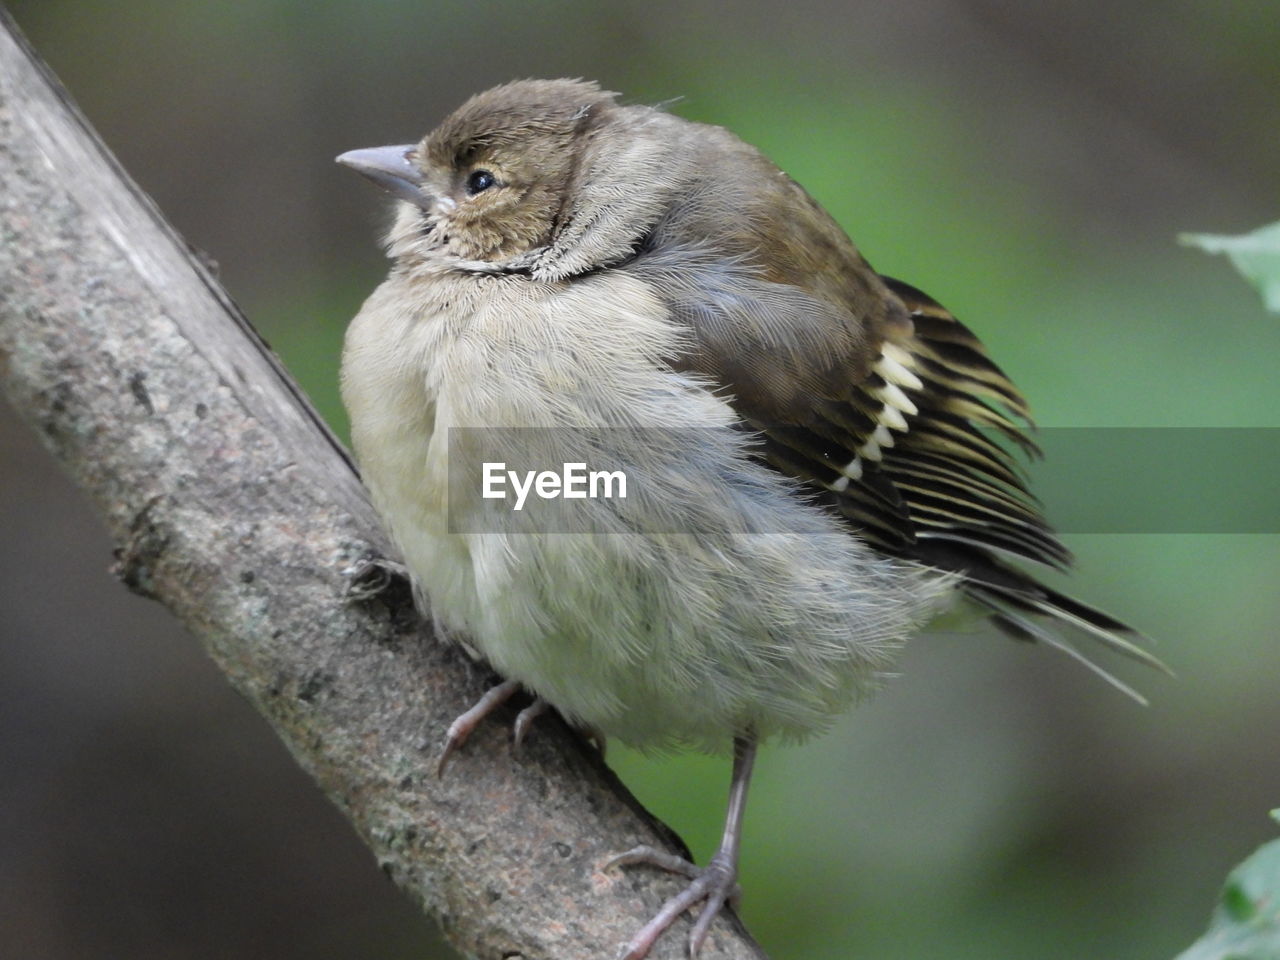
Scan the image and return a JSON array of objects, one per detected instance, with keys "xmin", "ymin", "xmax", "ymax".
[{"xmin": 337, "ymin": 79, "xmax": 1164, "ymax": 959}]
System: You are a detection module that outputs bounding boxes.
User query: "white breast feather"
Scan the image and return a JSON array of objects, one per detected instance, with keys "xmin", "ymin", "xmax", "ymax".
[{"xmin": 342, "ymin": 269, "xmax": 954, "ymax": 751}]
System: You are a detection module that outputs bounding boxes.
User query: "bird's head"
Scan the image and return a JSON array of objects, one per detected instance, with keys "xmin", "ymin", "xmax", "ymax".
[{"xmin": 338, "ymin": 79, "xmax": 690, "ymax": 278}]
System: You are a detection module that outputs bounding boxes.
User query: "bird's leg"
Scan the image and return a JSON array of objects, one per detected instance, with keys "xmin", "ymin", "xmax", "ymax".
[
  {"xmin": 609, "ymin": 734, "xmax": 757, "ymax": 960},
  {"xmin": 436, "ymin": 679, "xmax": 521, "ymax": 775}
]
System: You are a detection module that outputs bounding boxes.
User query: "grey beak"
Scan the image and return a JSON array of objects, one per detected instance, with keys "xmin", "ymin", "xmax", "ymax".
[{"xmin": 336, "ymin": 144, "xmax": 427, "ymax": 207}]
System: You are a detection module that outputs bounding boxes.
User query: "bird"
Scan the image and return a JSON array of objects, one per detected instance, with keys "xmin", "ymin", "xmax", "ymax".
[{"xmin": 336, "ymin": 78, "xmax": 1165, "ymax": 960}]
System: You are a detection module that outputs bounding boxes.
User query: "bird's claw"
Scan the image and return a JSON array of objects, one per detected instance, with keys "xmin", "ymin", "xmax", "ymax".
[
  {"xmin": 436, "ymin": 678, "xmax": 522, "ymax": 775},
  {"xmin": 435, "ymin": 682, "xmax": 561, "ymax": 773},
  {"xmin": 343, "ymin": 555, "xmax": 410, "ymax": 603},
  {"xmin": 512, "ymin": 698, "xmax": 550, "ymax": 750},
  {"xmin": 608, "ymin": 846, "xmax": 742, "ymax": 959}
]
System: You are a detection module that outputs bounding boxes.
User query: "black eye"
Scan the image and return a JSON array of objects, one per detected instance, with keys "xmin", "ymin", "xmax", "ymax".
[{"xmin": 466, "ymin": 169, "xmax": 496, "ymax": 195}]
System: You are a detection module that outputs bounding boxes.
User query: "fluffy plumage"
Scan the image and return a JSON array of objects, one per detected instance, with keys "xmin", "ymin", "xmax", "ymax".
[{"xmin": 342, "ymin": 235, "xmax": 954, "ymax": 751}]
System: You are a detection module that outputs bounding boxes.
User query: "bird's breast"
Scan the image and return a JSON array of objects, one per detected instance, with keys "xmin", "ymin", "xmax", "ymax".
[{"xmin": 338, "ymin": 265, "xmax": 722, "ymax": 628}]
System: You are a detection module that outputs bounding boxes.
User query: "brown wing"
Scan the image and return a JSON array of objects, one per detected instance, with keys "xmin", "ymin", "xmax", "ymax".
[{"xmin": 627, "ymin": 234, "xmax": 1165, "ymax": 696}]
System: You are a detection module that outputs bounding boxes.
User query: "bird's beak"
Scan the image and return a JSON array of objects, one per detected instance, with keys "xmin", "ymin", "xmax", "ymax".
[{"xmin": 336, "ymin": 144, "xmax": 428, "ymax": 208}]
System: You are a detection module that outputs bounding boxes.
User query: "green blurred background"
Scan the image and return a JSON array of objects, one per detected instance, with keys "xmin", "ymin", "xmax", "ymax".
[{"xmin": 2, "ymin": 1, "xmax": 1278, "ymax": 958}]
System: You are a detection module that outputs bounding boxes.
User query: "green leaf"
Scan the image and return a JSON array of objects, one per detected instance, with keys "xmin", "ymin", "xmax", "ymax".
[
  {"xmin": 1181, "ymin": 221, "xmax": 1280, "ymax": 314},
  {"xmin": 1174, "ymin": 820, "xmax": 1280, "ymax": 960}
]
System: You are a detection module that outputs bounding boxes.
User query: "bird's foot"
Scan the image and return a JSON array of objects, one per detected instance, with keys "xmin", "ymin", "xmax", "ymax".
[
  {"xmin": 608, "ymin": 846, "xmax": 741, "ymax": 960},
  {"xmin": 342, "ymin": 555, "xmax": 410, "ymax": 603},
  {"xmin": 437, "ymin": 681, "xmax": 558, "ymax": 774},
  {"xmin": 436, "ymin": 679, "xmax": 520, "ymax": 774}
]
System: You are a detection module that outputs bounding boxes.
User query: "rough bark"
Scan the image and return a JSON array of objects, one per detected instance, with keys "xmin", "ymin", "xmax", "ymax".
[{"xmin": 0, "ymin": 12, "xmax": 766, "ymax": 960}]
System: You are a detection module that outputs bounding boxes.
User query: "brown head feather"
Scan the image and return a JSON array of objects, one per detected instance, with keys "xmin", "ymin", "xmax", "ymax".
[{"xmin": 423, "ymin": 79, "xmax": 616, "ymax": 168}]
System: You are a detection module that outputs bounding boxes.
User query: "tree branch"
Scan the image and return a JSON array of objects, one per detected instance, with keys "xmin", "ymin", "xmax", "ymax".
[{"xmin": 0, "ymin": 12, "xmax": 765, "ymax": 960}]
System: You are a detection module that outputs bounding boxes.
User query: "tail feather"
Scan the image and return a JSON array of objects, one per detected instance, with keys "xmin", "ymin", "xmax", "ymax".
[
  {"xmin": 920, "ymin": 539, "xmax": 1169, "ymax": 698},
  {"xmin": 969, "ymin": 586, "xmax": 1152, "ymax": 705}
]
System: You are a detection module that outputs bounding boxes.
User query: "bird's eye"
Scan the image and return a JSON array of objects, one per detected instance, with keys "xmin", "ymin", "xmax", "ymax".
[{"xmin": 466, "ymin": 169, "xmax": 497, "ymax": 195}]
